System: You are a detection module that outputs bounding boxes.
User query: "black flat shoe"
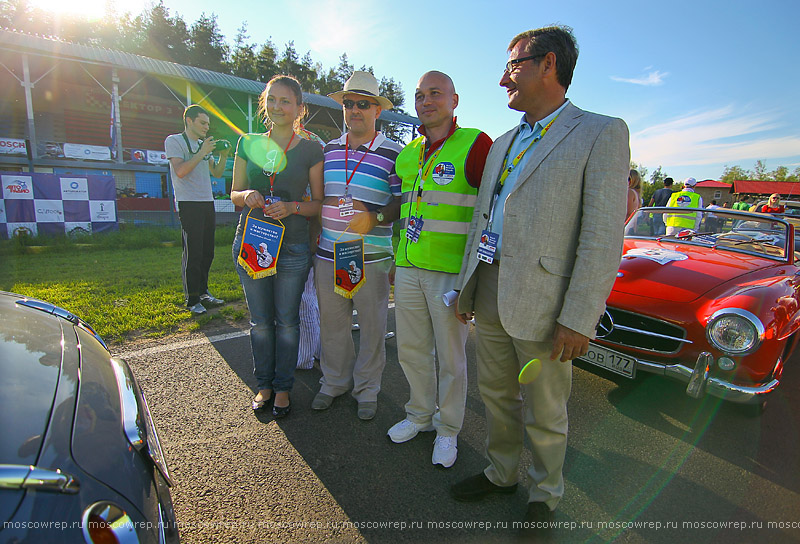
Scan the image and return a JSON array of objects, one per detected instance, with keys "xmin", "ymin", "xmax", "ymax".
[
  {"xmin": 252, "ymin": 395, "xmax": 272, "ymax": 411},
  {"xmin": 272, "ymin": 403, "xmax": 291, "ymax": 418}
]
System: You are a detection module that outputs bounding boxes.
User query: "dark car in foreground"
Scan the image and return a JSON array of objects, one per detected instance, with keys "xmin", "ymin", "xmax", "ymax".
[
  {"xmin": 579, "ymin": 208, "xmax": 800, "ymax": 415},
  {"xmin": 0, "ymin": 292, "xmax": 179, "ymax": 543}
]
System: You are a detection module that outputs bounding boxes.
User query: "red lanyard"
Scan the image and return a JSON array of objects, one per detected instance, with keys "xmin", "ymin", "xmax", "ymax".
[
  {"xmin": 344, "ymin": 133, "xmax": 377, "ymax": 192},
  {"xmin": 414, "ymin": 134, "xmax": 451, "ymax": 214},
  {"xmin": 266, "ymin": 130, "xmax": 295, "ymax": 196}
]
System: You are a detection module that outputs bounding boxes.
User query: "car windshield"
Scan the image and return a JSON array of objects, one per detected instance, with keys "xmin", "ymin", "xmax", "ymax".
[{"xmin": 625, "ymin": 208, "xmax": 791, "ymax": 261}]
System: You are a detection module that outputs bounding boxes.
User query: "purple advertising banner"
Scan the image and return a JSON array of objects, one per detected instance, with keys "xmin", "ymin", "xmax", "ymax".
[{"xmin": 0, "ymin": 172, "xmax": 118, "ymax": 239}]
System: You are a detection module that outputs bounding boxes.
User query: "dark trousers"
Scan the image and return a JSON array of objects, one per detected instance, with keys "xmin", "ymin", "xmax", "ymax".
[{"xmin": 178, "ymin": 201, "xmax": 216, "ymax": 306}]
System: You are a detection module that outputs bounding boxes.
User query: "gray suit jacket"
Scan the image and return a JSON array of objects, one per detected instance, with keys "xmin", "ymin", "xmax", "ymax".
[{"xmin": 457, "ymin": 102, "xmax": 630, "ymax": 341}]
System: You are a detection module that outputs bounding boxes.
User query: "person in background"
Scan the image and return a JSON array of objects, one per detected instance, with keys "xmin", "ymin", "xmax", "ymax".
[
  {"xmin": 296, "ymin": 136, "xmax": 327, "ymax": 372},
  {"xmin": 649, "ymin": 177, "xmax": 674, "ymax": 206},
  {"xmin": 665, "ymin": 177, "xmax": 703, "ymax": 235},
  {"xmin": 297, "ymin": 268, "xmax": 321, "ymax": 370},
  {"xmin": 626, "ymin": 169, "xmax": 642, "ymax": 219},
  {"xmin": 705, "ymin": 199, "xmax": 722, "ymax": 231},
  {"xmin": 738, "ymin": 196, "xmax": 754, "ymax": 210},
  {"xmin": 760, "ymin": 193, "xmax": 785, "ymax": 214},
  {"xmin": 648, "ymin": 176, "xmax": 674, "ymax": 235},
  {"xmin": 230, "ymin": 75, "xmax": 324, "ymax": 418},
  {"xmin": 388, "ymin": 70, "xmax": 492, "ymax": 468},
  {"xmin": 164, "ymin": 104, "xmax": 230, "ymax": 314}
]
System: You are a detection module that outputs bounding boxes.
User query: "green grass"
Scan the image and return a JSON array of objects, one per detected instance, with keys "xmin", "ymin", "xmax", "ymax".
[{"xmin": 0, "ymin": 226, "xmax": 244, "ymax": 342}]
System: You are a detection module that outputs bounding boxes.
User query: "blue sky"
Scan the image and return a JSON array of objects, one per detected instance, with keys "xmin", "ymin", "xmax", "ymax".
[{"xmin": 53, "ymin": 0, "xmax": 800, "ymax": 182}]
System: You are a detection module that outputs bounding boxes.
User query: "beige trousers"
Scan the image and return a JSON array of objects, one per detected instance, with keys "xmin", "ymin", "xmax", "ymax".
[{"xmin": 473, "ymin": 261, "xmax": 572, "ymax": 509}]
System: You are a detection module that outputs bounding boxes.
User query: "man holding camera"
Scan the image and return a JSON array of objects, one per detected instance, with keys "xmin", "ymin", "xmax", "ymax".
[{"xmin": 165, "ymin": 104, "xmax": 230, "ymax": 314}]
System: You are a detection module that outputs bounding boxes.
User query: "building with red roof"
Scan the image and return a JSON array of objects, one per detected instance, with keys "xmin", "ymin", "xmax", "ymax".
[{"xmin": 695, "ymin": 180, "xmax": 734, "ymax": 207}]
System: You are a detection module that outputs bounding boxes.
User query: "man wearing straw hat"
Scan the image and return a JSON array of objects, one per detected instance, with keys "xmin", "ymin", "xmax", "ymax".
[{"xmin": 312, "ymin": 71, "xmax": 403, "ymax": 421}]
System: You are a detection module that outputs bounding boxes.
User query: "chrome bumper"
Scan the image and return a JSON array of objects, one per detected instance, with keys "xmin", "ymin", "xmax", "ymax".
[{"xmin": 636, "ymin": 352, "xmax": 779, "ymax": 404}]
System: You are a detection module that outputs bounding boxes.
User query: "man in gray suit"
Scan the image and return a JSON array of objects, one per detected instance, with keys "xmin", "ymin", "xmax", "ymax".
[{"xmin": 450, "ymin": 26, "xmax": 630, "ymax": 528}]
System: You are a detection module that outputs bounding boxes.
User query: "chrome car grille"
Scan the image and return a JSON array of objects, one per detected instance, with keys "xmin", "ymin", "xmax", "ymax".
[{"xmin": 600, "ymin": 307, "xmax": 689, "ymax": 354}]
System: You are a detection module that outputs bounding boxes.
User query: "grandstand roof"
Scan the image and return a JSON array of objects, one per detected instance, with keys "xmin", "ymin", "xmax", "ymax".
[{"xmin": 0, "ymin": 28, "xmax": 419, "ymax": 125}]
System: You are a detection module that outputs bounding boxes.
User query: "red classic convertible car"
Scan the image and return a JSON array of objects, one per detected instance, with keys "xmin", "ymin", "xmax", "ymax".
[{"xmin": 579, "ymin": 207, "xmax": 799, "ymax": 415}]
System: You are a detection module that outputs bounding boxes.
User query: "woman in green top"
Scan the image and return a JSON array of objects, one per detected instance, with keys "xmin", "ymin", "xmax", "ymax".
[{"xmin": 231, "ymin": 75, "xmax": 324, "ymax": 418}]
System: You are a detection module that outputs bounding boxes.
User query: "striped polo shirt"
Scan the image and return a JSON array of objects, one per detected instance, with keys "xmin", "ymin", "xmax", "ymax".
[{"xmin": 317, "ymin": 132, "xmax": 403, "ymax": 263}]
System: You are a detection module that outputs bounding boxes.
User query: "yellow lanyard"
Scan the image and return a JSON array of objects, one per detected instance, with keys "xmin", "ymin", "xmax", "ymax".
[
  {"xmin": 487, "ymin": 115, "xmax": 559, "ymax": 231},
  {"xmin": 496, "ymin": 115, "xmax": 558, "ymax": 188}
]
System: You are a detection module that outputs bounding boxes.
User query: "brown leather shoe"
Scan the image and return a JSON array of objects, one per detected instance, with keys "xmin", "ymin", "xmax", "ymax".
[{"xmin": 450, "ymin": 472, "xmax": 518, "ymax": 502}]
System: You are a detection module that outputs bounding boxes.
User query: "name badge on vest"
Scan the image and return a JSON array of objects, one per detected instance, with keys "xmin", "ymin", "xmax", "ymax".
[
  {"xmin": 238, "ymin": 211, "xmax": 285, "ymax": 279},
  {"xmin": 334, "ymin": 238, "xmax": 365, "ymax": 298},
  {"xmin": 476, "ymin": 230, "xmax": 499, "ymax": 264},
  {"xmin": 338, "ymin": 195, "xmax": 355, "ymax": 217},
  {"xmin": 405, "ymin": 216, "xmax": 424, "ymax": 243}
]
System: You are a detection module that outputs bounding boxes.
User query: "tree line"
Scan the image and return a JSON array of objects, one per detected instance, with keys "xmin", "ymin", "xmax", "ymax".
[
  {"xmin": 0, "ymin": 0, "xmax": 410, "ymax": 139},
  {"xmin": 718, "ymin": 160, "xmax": 800, "ymax": 184}
]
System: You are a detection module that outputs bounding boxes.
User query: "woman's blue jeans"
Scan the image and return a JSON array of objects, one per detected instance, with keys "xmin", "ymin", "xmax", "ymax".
[{"xmin": 234, "ymin": 242, "xmax": 311, "ymax": 392}]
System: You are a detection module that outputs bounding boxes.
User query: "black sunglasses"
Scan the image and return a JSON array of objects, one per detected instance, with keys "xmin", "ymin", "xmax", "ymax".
[{"xmin": 343, "ymin": 99, "xmax": 378, "ymax": 110}]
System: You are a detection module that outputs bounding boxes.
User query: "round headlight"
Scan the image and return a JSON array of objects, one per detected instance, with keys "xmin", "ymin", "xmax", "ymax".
[{"xmin": 706, "ymin": 309, "xmax": 764, "ymax": 355}]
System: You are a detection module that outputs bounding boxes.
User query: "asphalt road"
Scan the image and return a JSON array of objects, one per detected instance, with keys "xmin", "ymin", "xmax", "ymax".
[{"xmin": 119, "ymin": 307, "xmax": 800, "ymax": 543}]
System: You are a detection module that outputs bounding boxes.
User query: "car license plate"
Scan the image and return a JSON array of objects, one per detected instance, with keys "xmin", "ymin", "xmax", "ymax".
[{"xmin": 578, "ymin": 344, "xmax": 636, "ymax": 379}]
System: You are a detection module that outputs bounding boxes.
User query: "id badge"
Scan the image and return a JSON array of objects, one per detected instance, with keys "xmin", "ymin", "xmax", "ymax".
[
  {"xmin": 263, "ymin": 195, "xmax": 282, "ymax": 207},
  {"xmin": 338, "ymin": 195, "xmax": 355, "ymax": 217},
  {"xmin": 406, "ymin": 216, "xmax": 424, "ymax": 243},
  {"xmin": 477, "ymin": 230, "xmax": 499, "ymax": 264}
]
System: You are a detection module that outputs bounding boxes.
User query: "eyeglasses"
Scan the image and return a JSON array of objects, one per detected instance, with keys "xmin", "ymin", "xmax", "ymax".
[
  {"xmin": 343, "ymin": 99, "xmax": 378, "ymax": 110},
  {"xmin": 505, "ymin": 54, "xmax": 546, "ymax": 73}
]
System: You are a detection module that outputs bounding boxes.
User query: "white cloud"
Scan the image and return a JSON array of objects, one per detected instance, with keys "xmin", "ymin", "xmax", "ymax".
[
  {"xmin": 611, "ymin": 70, "xmax": 669, "ymax": 86},
  {"xmin": 630, "ymin": 106, "xmax": 800, "ymax": 168}
]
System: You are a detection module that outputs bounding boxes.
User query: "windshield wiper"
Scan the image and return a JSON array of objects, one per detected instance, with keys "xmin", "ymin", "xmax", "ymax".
[{"xmin": 656, "ymin": 231, "xmax": 715, "ymax": 242}]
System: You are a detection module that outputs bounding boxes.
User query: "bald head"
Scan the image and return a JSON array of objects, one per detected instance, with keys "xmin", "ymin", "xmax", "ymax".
[
  {"xmin": 418, "ymin": 71, "xmax": 456, "ymax": 94},
  {"xmin": 415, "ymin": 71, "xmax": 459, "ymax": 138}
]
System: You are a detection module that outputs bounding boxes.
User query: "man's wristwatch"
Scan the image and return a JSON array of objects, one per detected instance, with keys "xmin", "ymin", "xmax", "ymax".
[{"xmin": 375, "ymin": 208, "xmax": 385, "ymax": 223}]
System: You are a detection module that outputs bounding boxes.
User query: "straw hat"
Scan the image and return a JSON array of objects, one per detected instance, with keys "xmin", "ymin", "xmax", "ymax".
[{"xmin": 328, "ymin": 70, "xmax": 394, "ymax": 110}]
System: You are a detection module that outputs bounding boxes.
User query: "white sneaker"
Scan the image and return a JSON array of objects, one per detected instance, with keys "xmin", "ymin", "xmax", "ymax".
[
  {"xmin": 432, "ymin": 435, "xmax": 457, "ymax": 468},
  {"xmin": 188, "ymin": 302, "xmax": 207, "ymax": 315},
  {"xmin": 387, "ymin": 419, "xmax": 433, "ymax": 443}
]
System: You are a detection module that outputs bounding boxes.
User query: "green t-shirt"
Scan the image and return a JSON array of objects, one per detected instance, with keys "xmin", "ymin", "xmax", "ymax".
[{"xmin": 234, "ymin": 134, "xmax": 323, "ymax": 245}]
